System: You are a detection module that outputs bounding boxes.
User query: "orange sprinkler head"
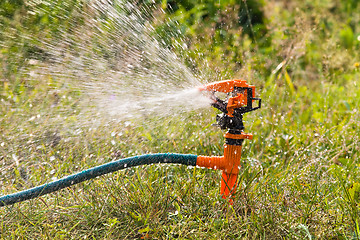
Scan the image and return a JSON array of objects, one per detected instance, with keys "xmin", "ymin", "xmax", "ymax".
[
  {"xmin": 198, "ymin": 79, "xmax": 260, "ymax": 120},
  {"xmin": 197, "ymin": 79, "xmax": 261, "ymax": 201}
]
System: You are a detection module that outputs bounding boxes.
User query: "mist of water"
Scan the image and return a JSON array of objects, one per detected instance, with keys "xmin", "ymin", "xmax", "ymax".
[{"xmin": 25, "ymin": 0, "xmax": 211, "ymax": 125}]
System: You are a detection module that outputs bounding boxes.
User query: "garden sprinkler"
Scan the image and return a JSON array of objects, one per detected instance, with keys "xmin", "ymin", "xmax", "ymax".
[
  {"xmin": 0, "ymin": 79, "xmax": 261, "ymax": 207},
  {"xmin": 197, "ymin": 79, "xmax": 261, "ymax": 199}
]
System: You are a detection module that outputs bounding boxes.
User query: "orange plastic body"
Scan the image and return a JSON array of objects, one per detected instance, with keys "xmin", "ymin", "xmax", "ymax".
[
  {"xmin": 198, "ymin": 79, "xmax": 256, "ymax": 99},
  {"xmin": 227, "ymin": 94, "xmax": 246, "ymax": 117},
  {"xmin": 199, "ymin": 79, "xmax": 249, "ymax": 93},
  {"xmin": 196, "ymin": 132, "xmax": 253, "ymax": 199}
]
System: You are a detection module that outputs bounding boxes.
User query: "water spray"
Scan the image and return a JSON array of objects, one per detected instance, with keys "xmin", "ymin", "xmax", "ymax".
[{"xmin": 0, "ymin": 79, "xmax": 261, "ymax": 207}]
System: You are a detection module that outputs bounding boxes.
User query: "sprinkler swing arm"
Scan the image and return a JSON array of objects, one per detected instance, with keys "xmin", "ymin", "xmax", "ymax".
[{"xmin": 0, "ymin": 79, "xmax": 261, "ymax": 207}]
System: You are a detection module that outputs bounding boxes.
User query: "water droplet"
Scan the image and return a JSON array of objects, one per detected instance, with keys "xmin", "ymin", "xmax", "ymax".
[{"xmin": 12, "ymin": 154, "xmax": 19, "ymax": 166}]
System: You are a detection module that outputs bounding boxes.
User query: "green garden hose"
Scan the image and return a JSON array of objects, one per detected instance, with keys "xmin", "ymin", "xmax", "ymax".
[{"xmin": 0, "ymin": 153, "xmax": 197, "ymax": 207}]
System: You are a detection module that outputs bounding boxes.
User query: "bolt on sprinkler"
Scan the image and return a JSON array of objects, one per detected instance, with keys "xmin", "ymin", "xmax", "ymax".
[{"xmin": 197, "ymin": 79, "xmax": 261, "ymax": 201}]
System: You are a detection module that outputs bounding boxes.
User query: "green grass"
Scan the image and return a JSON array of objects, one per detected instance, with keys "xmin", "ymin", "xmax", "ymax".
[
  {"xmin": 1, "ymin": 0, "xmax": 360, "ymax": 239},
  {"xmin": 1, "ymin": 67, "xmax": 360, "ymax": 239}
]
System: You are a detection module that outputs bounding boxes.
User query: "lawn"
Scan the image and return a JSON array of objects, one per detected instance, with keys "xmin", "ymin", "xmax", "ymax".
[{"xmin": 1, "ymin": 0, "xmax": 360, "ymax": 239}]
